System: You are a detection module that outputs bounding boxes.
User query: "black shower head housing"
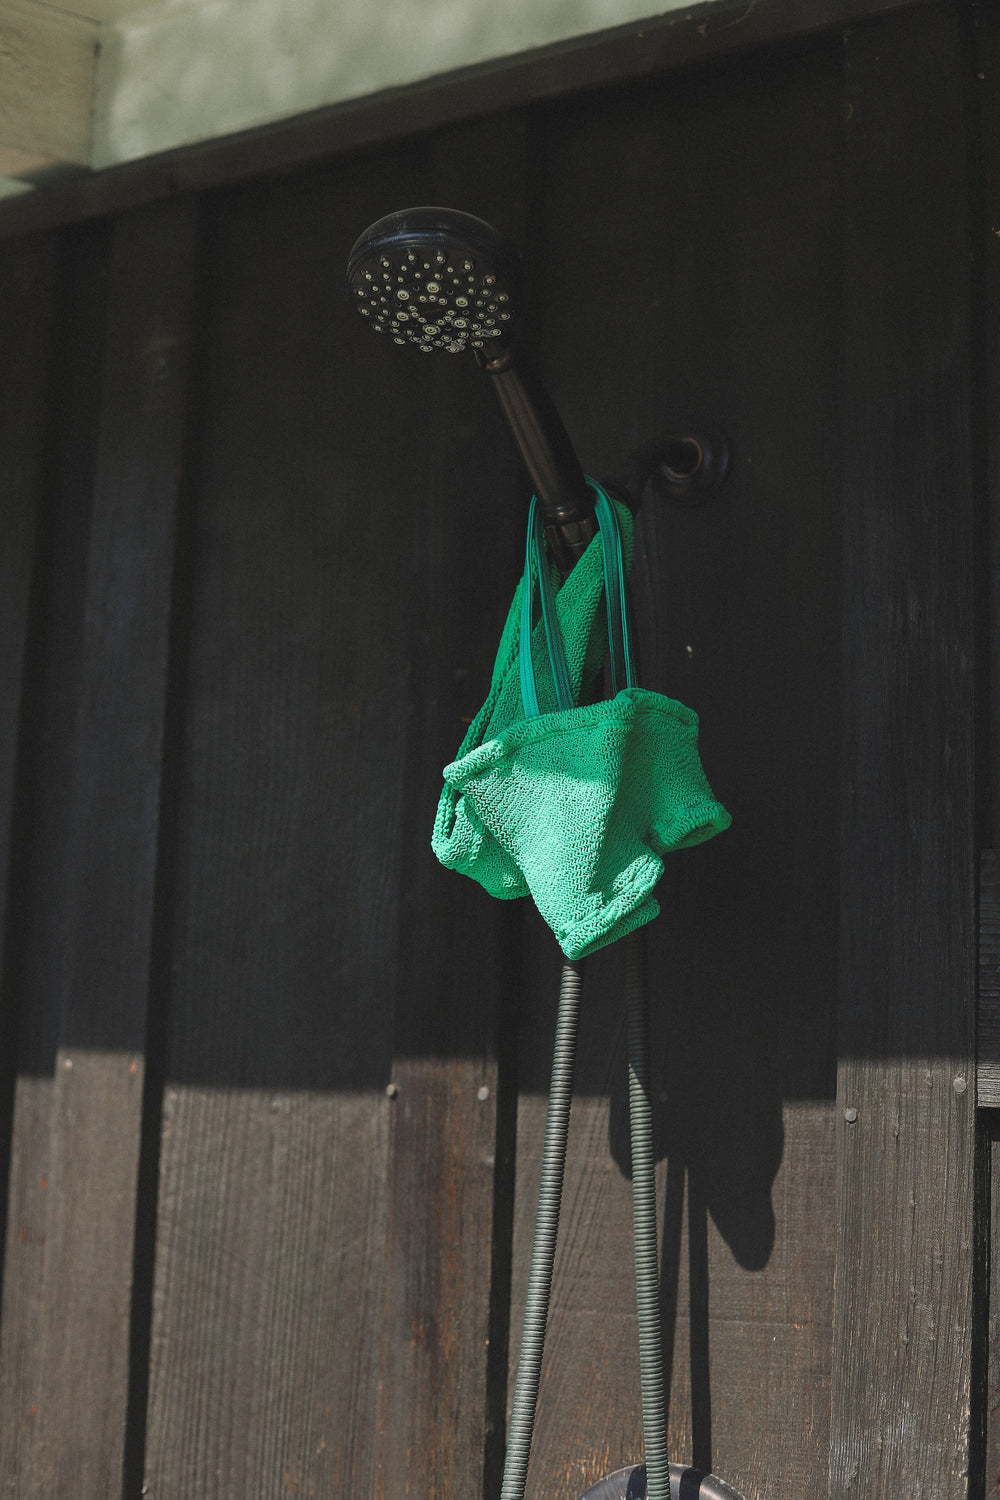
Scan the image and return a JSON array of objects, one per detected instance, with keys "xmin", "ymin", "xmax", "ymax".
[
  {"xmin": 347, "ymin": 204, "xmax": 596, "ymax": 569},
  {"xmin": 346, "ymin": 206, "xmax": 520, "ymax": 356}
]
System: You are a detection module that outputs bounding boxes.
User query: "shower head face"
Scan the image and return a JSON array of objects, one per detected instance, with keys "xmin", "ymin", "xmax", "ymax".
[{"xmin": 346, "ymin": 207, "xmax": 520, "ymax": 355}]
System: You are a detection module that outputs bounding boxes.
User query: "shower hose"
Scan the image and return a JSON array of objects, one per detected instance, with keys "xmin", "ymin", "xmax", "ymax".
[{"xmin": 498, "ymin": 928, "xmax": 670, "ymax": 1500}]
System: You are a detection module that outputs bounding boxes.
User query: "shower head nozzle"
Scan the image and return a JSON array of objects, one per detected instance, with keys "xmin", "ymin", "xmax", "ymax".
[
  {"xmin": 346, "ymin": 207, "xmax": 520, "ymax": 356},
  {"xmin": 347, "ymin": 205, "xmax": 597, "ymax": 568}
]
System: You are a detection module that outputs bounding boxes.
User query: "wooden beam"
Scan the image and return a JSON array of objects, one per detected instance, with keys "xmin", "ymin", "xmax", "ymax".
[
  {"xmin": 36, "ymin": 0, "xmax": 157, "ymax": 18},
  {"xmin": 0, "ymin": 0, "xmax": 947, "ymax": 238},
  {"xmin": 87, "ymin": 0, "xmax": 739, "ymax": 172},
  {"xmin": 0, "ymin": 146, "xmax": 59, "ymax": 179},
  {"xmin": 831, "ymin": 5, "xmax": 980, "ymax": 1495},
  {"xmin": 0, "ymin": 1, "xmax": 95, "ymax": 164}
]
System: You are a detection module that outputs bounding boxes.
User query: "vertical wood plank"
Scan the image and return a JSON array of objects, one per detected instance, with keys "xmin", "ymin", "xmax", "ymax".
[
  {"xmin": 0, "ymin": 218, "xmax": 113, "ymax": 1496},
  {"xmin": 0, "ymin": 228, "xmax": 59, "ymax": 1135},
  {"xmin": 0, "ymin": 232, "xmax": 57, "ymax": 974},
  {"xmin": 979, "ymin": 852, "xmax": 1000, "ymax": 1108},
  {"xmin": 0, "ymin": 229, "xmax": 60, "ymax": 1487},
  {"xmin": 973, "ymin": 2, "xmax": 1000, "ymax": 1489},
  {"xmin": 508, "ymin": 932, "xmax": 645, "ymax": 1500},
  {"xmin": 0, "ymin": 198, "xmax": 198, "ymax": 1496},
  {"xmin": 516, "ymin": 32, "xmax": 844, "ymax": 1500},
  {"xmin": 146, "ymin": 1087, "xmax": 392, "ymax": 1497},
  {"xmin": 139, "ymin": 161, "xmax": 400, "ymax": 1496},
  {"xmin": 987, "ymin": 1110, "xmax": 1000, "ymax": 1499},
  {"xmin": 831, "ymin": 8, "xmax": 979, "ymax": 1496},
  {"xmin": 976, "ymin": 0, "xmax": 1000, "ymax": 864},
  {"xmin": 141, "ymin": 121, "xmax": 524, "ymax": 1499},
  {"xmin": 373, "ymin": 115, "xmax": 528, "ymax": 1500}
]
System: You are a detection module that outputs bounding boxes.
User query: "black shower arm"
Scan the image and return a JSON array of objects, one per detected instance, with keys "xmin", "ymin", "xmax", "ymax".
[
  {"xmin": 346, "ymin": 206, "xmax": 598, "ymax": 570},
  {"xmin": 478, "ymin": 343, "xmax": 598, "ymax": 573}
]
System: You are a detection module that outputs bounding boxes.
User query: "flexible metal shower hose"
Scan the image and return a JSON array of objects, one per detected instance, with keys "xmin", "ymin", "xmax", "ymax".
[
  {"xmin": 499, "ymin": 931, "xmax": 670, "ymax": 1500},
  {"xmin": 500, "ymin": 959, "xmax": 583, "ymax": 1500},
  {"xmin": 625, "ymin": 930, "xmax": 670, "ymax": 1500}
]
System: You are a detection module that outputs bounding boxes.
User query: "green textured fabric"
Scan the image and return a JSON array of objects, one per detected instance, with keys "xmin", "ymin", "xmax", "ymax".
[{"xmin": 431, "ymin": 484, "xmax": 731, "ymax": 959}]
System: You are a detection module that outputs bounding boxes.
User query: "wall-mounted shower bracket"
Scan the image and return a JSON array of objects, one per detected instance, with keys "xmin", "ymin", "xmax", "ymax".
[{"xmin": 640, "ymin": 436, "xmax": 729, "ymax": 506}]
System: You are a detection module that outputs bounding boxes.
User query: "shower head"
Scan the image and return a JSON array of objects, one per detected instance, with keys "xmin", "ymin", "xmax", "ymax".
[
  {"xmin": 347, "ymin": 205, "xmax": 598, "ymax": 570},
  {"xmin": 346, "ymin": 207, "xmax": 520, "ymax": 357}
]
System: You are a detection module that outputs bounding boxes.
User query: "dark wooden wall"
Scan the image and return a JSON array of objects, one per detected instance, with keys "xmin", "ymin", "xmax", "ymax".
[{"xmin": 0, "ymin": 2, "xmax": 990, "ymax": 1496}]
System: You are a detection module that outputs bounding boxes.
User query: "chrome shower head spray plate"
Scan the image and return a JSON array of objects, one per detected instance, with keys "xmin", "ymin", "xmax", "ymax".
[{"xmin": 346, "ymin": 206, "xmax": 519, "ymax": 355}]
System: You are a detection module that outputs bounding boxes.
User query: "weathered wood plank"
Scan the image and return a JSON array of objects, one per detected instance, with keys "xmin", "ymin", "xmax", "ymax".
[
  {"xmin": 0, "ymin": 226, "xmax": 58, "ymax": 1090},
  {"xmin": 0, "ymin": 10, "xmax": 982, "ymax": 1497},
  {"xmin": 376, "ymin": 1051, "xmax": 507, "ymax": 1500},
  {"xmin": 144, "ymin": 1086, "xmax": 391, "ymax": 1495},
  {"xmin": 0, "ymin": 219, "xmax": 112, "ymax": 1496},
  {"xmin": 0, "ymin": 0, "xmax": 937, "ymax": 241},
  {"xmin": 511, "ymin": 974, "xmax": 839, "ymax": 1500},
  {"xmin": 973, "ymin": 5, "xmax": 1000, "ymax": 1487},
  {"xmin": 0, "ymin": 0, "xmax": 96, "ymax": 164},
  {"xmin": 372, "ymin": 117, "xmax": 528, "ymax": 1500},
  {"xmin": 0, "ymin": 198, "xmax": 198, "ymax": 1496},
  {"xmin": 978, "ymin": 0, "xmax": 1000, "ymax": 875},
  {"xmin": 0, "ymin": 229, "xmax": 59, "ymax": 1488},
  {"xmin": 139, "ymin": 162, "xmax": 400, "ymax": 1496},
  {"xmin": 140, "ymin": 121, "xmax": 522, "ymax": 1497},
  {"xmin": 984, "ymin": 1110, "xmax": 1000, "ymax": 1500},
  {"xmin": 974, "ymin": 1, "xmax": 1000, "ymax": 1114},
  {"xmin": 509, "ymin": 931, "xmax": 645, "ymax": 1499},
  {"xmin": 831, "ymin": 7, "xmax": 979, "ymax": 1496},
  {"xmin": 512, "ymin": 31, "xmax": 844, "ymax": 1500},
  {"xmin": 978, "ymin": 852, "xmax": 1000, "ymax": 1107}
]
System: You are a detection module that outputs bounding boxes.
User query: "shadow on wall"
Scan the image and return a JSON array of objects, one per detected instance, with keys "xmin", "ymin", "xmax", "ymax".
[{"xmin": 604, "ymin": 910, "xmax": 783, "ymax": 1269}]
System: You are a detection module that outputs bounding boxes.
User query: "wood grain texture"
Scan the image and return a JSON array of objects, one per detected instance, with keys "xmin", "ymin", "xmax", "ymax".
[
  {"xmin": 0, "ymin": 8, "xmax": 989, "ymax": 1495},
  {"xmin": 511, "ymin": 959, "xmax": 838, "ymax": 1500},
  {"xmin": 139, "ymin": 160, "xmax": 407, "ymax": 1496},
  {"xmin": 973, "ymin": 5, "xmax": 1000, "ymax": 1489},
  {"xmin": 145, "ymin": 1086, "xmax": 390, "ymax": 1496},
  {"xmin": 36, "ymin": 198, "xmax": 196, "ymax": 1496},
  {"xmin": 979, "ymin": 852, "xmax": 1000, "ymax": 1108},
  {"xmin": 376, "ymin": 1054, "xmax": 506, "ymax": 1500},
  {"xmin": 0, "ymin": 198, "xmax": 198, "ymax": 1496},
  {"xmin": 0, "ymin": 228, "xmax": 57, "ymax": 1048},
  {"xmin": 979, "ymin": 0, "xmax": 1000, "ymax": 870},
  {"xmin": 831, "ymin": 7, "xmax": 980, "ymax": 1496},
  {"xmin": 0, "ymin": 232, "xmax": 56, "ymax": 928},
  {"xmin": 511, "ymin": 32, "xmax": 844, "ymax": 1500},
  {"xmin": 373, "ymin": 117, "xmax": 529, "ymax": 1500},
  {"xmin": 0, "ymin": 0, "xmax": 96, "ymax": 163},
  {"xmin": 509, "ymin": 932, "xmax": 647, "ymax": 1500},
  {"xmin": 988, "ymin": 1110, "xmax": 1000, "ymax": 1498},
  {"xmin": 0, "ymin": 219, "xmax": 113, "ymax": 1496},
  {"xmin": 139, "ymin": 117, "xmax": 525, "ymax": 1498},
  {"xmin": 0, "ymin": 0, "xmax": 934, "ymax": 241},
  {"xmin": 0, "ymin": 228, "xmax": 59, "ymax": 1490}
]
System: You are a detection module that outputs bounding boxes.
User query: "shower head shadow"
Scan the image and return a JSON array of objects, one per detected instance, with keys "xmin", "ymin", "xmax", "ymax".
[{"xmin": 347, "ymin": 205, "xmax": 598, "ymax": 571}]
